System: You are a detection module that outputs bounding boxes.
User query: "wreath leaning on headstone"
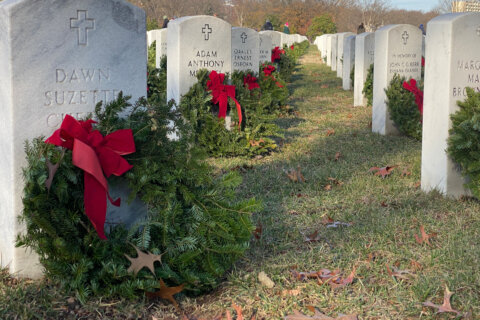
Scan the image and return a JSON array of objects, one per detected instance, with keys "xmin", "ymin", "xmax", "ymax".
[
  {"xmin": 385, "ymin": 74, "xmax": 423, "ymax": 140},
  {"xmin": 362, "ymin": 64, "xmax": 374, "ymax": 106},
  {"xmin": 179, "ymin": 69, "xmax": 283, "ymax": 157},
  {"xmin": 17, "ymin": 93, "xmax": 260, "ymax": 302},
  {"xmin": 448, "ymin": 87, "xmax": 480, "ymax": 198}
]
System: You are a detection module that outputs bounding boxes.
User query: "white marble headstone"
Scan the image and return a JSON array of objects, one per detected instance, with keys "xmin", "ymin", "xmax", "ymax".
[
  {"xmin": 336, "ymin": 32, "xmax": 355, "ymax": 78},
  {"xmin": 231, "ymin": 27, "xmax": 259, "ymax": 72},
  {"xmin": 372, "ymin": 24, "xmax": 422, "ymax": 135},
  {"xmin": 421, "ymin": 12, "xmax": 480, "ymax": 198},
  {"xmin": 0, "ymin": 0, "xmax": 146, "ymax": 278},
  {"xmin": 342, "ymin": 35, "xmax": 356, "ymax": 90},
  {"xmin": 325, "ymin": 35, "xmax": 332, "ymax": 66},
  {"xmin": 330, "ymin": 34, "xmax": 338, "ymax": 71},
  {"xmin": 259, "ymin": 30, "xmax": 281, "ymax": 49},
  {"xmin": 259, "ymin": 33, "xmax": 272, "ymax": 64},
  {"xmin": 354, "ymin": 32, "xmax": 375, "ymax": 106},
  {"xmin": 167, "ymin": 15, "xmax": 231, "ymax": 104},
  {"xmin": 155, "ymin": 28, "xmax": 167, "ymax": 68}
]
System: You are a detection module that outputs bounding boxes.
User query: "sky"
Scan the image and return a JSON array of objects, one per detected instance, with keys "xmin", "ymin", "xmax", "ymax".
[{"xmin": 390, "ymin": 0, "xmax": 439, "ymax": 12}]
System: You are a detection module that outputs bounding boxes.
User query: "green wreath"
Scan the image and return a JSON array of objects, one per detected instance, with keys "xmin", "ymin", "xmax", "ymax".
[
  {"xmin": 448, "ymin": 87, "xmax": 480, "ymax": 198},
  {"xmin": 17, "ymin": 93, "xmax": 259, "ymax": 302},
  {"xmin": 385, "ymin": 74, "xmax": 423, "ymax": 140},
  {"xmin": 362, "ymin": 64, "xmax": 374, "ymax": 106}
]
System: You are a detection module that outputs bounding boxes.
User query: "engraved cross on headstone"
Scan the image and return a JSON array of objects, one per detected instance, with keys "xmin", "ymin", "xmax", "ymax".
[
  {"xmin": 240, "ymin": 32, "xmax": 248, "ymax": 43},
  {"xmin": 402, "ymin": 31, "xmax": 409, "ymax": 45},
  {"xmin": 70, "ymin": 10, "xmax": 95, "ymax": 46},
  {"xmin": 202, "ymin": 24, "xmax": 213, "ymax": 41}
]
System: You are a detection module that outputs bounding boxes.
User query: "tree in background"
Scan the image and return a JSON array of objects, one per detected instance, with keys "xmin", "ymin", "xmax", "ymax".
[
  {"xmin": 306, "ymin": 14, "xmax": 337, "ymax": 40},
  {"xmin": 359, "ymin": 0, "xmax": 390, "ymax": 32},
  {"xmin": 435, "ymin": 0, "xmax": 453, "ymax": 13},
  {"xmin": 130, "ymin": 0, "xmax": 438, "ymax": 36}
]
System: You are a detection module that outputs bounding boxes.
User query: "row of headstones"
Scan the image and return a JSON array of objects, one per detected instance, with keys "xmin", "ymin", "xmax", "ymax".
[
  {"xmin": 0, "ymin": 0, "xmax": 308, "ymax": 279},
  {"xmin": 314, "ymin": 12, "xmax": 480, "ymax": 200},
  {"xmin": 163, "ymin": 16, "xmax": 308, "ymax": 105},
  {"xmin": 147, "ymin": 27, "xmax": 307, "ymax": 72}
]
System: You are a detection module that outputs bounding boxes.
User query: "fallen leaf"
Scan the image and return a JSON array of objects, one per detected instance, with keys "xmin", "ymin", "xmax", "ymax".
[
  {"xmin": 386, "ymin": 264, "xmax": 414, "ymax": 280},
  {"xmin": 369, "ymin": 166, "xmax": 397, "ymax": 178},
  {"xmin": 45, "ymin": 150, "xmax": 65, "ymax": 191},
  {"xmin": 285, "ymin": 166, "xmax": 306, "ymax": 183},
  {"xmin": 253, "ymin": 222, "xmax": 262, "ymax": 240},
  {"xmin": 146, "ymin": 279, "xmax": 184, "ymax": 310},
  {"xmin": 328, "ymin": 266, "xmax": 356, "ymax": 289},
  {"xmin": 232, "ymin": 302, "xmax": 244, "ymax": 320},
  {"xmin": 423, "ymin": 285, "xmax": 464, "ymax": 316},
  {"xmin": 258, "ymin": 271, "xmax": 275, "ymax": 288},
  {"xmin": 327, "ymin": 177, "xmax": 343, "ymax": 185},
  {"xmin": 304, "ymin": 230, "xmax": 321, "ymax": 242},
  {"xmin": 321, "ymin": 216, "xmax": 334, "ymax": 225},
  {"xmin": 414, "ymin": 181, "xmax": 421, "ymax": 188},
  {"xmin": 414, "ymin": 225, "xmax": 437, "ymax": 246},
  {"xmin": 281, "ymin": 289, "xmax": 301, "ymax": 296},
  {"xmin": 401, "ymin": 168, "xmax": 411, "ymax": 176},
  {"xmin": 334, "ymin": 152, "xmax": 342, "ymax": 161},
  {"xmin": 284, "ymin": 308, "xmax": 358, "ymax": 319},
  {"xmin": 326, "ymin": 129, "xmax": 336, "ymax": 136},
  {"xmin": 249, "ymin": 139, "xmax": 265, "ymax": 147},
  {"xmin": 347, "ymin": 113, "xmax": 353, "ymax": 118},
  {"xmin": 410, "ymin": 259, "xmax": 423, "ymax": 271},
  {"xmin": 324, "ymin": 184, "xmax": 332, "ymax": 191},
  {"xmin": 326, "ymin": 221, "xmax": 352, "ymax": 228},
  {"xmin": 125, "ymin": 244, "xmax": 163, "ymax": 275},
  {"xmin": 321, "ymin": 84, "xmax": 329, "ymax": 88}
]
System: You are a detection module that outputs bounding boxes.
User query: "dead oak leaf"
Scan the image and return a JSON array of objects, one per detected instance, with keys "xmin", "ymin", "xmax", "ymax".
[
  {"xmin": 415, "ymin": 225, "xmax": 437, "ymax": 246},
  {"xmin": 253, "ymin": 222, "xmax": 262, "ymax": 240},
  {"xmin": 249, "ymin": 139, "xmax": 265, "ymax": 147},
  {"xmin": 423, "ymin": 286, "xmax": 464, "ymax": 316},
  {"xmin": 334, "ymin": 152, "xmax": 342, "ymax": 161},
  {"xmin": 125, "ymin": 244, "xmax": 163, "ymax": 275},
  {"xmin": 146, "ymin": 279, "xmax": 184, "ymax": 310},
  {"xmin": 304, "ymin": 230, "xmax": 322, "ymax": 243},
  {"xmin": 328, "ymin": 266, "xmax": 356, "ymax": 289},
  {"xmin": 369, "ymin": 166, "xmax": 397, "ymax": 178},
  {"xmin": 326, "ymin": 129, "xmax": 336, "ymax": 136},
  {"xmin": 321, "ymin": 216, "xmax": 335, "ymax": 225},
  {"xmin": 285, "ymin": 166, "xmax": 306, "ymax": 183},
  {"xmin": 45, "ymin": 150, "xmax": 66, "ymax": 191},
  {"xmin": 284, "ymin": 308, "xmax": 358, "ymax": 320},
  {"xmin": 386, "ymin": 264, "xmax": 414, "ymax": 280}
]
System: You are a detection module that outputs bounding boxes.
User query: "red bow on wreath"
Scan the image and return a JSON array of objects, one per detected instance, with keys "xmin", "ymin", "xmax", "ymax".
[
  {"xmin": 271, "ymin": 46, "xmax": 285, "ymax": 63},
  {"xmin": 45, "ymin": 115, "xmax": 135, "ymax": 240},
  {"xmin": 207, "ymin": 70, "xmax": 243, "ymax": 128},
  {"xmin": 402, "ymin": 78, "xmax": 424, "ymax": 117},
  {"xmin": 262, "ymin": 64, "xmax": 284, "ymax": 88},
  {"xmin": 243, "ymin": 74, "xmax": 260, "ymax": 91}
]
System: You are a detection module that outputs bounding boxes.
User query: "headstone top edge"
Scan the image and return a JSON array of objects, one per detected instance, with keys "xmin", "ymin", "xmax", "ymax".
[
  {"xmin": 232, "ymin": 27, "xmax": 256, "ymax": 32},
  {"xmin": 428, "ymin": 11, "xmax": 480, "ymax": 25},
  {"xmin": 172, "ymin": 15, "xmax": 231, "ymax": 25},
  {"xmin": 0, "ymin": 0, "xmax": 145, "ymax": 14},
  {"xmin": 376, "ymin": 24, "xmax": 421, "ymax": 32}
]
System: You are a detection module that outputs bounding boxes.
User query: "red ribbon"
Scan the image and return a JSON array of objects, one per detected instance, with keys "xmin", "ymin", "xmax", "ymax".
[
  {"xmin": 290, "ymin": 45, "xmax": 294, "ymax": 50},
  {"xmin": 207, "ymin": 71, "xmax": 243, "ymax": 128},
  {"xmin": 45, "ymin": 115, "xmax": 135, "ymax": 239},
  {"xmin": 271, "ymin": 46, "xmax": 285, "ymax": 63},
  {"xmin": 243, "ymin": 74, "xmax": 260, "ymax": 91},
  {"xmin": 402, "ymin": 79, "xmax": 424, "ymax": 117},
  {"xmin": 421, "ymin": 57, "xmax": 425, "ymax": 67},
  {"xmin": 262, "ymin": 65, "xmax": 283, "ymax": 88}
]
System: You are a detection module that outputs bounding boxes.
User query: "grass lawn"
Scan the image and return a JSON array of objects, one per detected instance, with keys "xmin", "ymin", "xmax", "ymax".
[{"xmin": 2, "ymin": 46, "xmax": 479, "ymax": 319}]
